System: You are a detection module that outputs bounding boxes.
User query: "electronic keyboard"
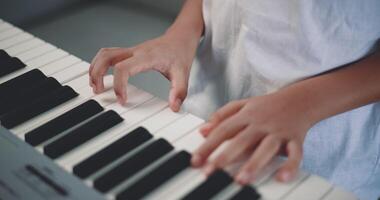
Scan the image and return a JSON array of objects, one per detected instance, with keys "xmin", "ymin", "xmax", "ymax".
[{"xmin": 0, "ymin": 18, "xmax": 357, "ymax": 200}]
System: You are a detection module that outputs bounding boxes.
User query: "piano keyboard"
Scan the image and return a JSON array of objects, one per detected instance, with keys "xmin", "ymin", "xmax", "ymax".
[{"xmin": 0, "ymin": 18, "xmax": 356, "ymax": 200}]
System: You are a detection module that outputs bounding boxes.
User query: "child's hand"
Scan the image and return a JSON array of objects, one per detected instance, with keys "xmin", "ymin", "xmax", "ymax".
[
  {"xmin": 191, "ymin": 90, "xmax": 316, "ymax": 184},
  {"xmin": 89, "ymin": 33, "xmax": 197, "ymax": 112}
]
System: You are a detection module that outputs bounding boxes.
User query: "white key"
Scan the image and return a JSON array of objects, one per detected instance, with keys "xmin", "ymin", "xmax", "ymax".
[
  {"xmin": 105, "ymin": 88, "xmax": 154, "ymax": 115},
  {"xmin": 54, "ymin": 61, "xmax": 89, "ymax": 83},
  {"xmin": 17, "ymin": 43, "xmax": 56, "ymax": 61},
  {"xmin": 175, "ymin": 129, "xmax": 204, "ymax": 153},
  {"xmin": 155, "ymin": 114, "xmax": 204, "ymax": 142},
  {"xmin": 137, "ymin": 107, "xmax": 187, "ymax": 133},
  {"xmin": 257, "ymin": 172, "xmax": 308, "ymax": 200},
  {"xmin": 253, "ymin": 158, "xmax": 284, "ymax": 186},
  {"xmin": 322, "ymin": 187, "xmax": 357, "ymax": 200},
  {"xmin": 5, "ymin": 38, "xmax": 44, "ymax": 56},
  {"xmin": 0, "ymin": 27, "xmax": 22, "ymax": 40},
  {"xmin": 0, "ymin": 22, "xmax": 13, "ymax": 32},
  {"xmin": 283, "ymin": 175, "xmax": 332, "ymax": 200},
  {"xmin": 211, "ymin": 184, "xmax": 245, "ymax": 200},
  {"xmin": 0, "ymin": 32, "xmax": 33, "ymax": 49},
  {"xmin": 39, "ymin": 55, "xmax": 81, "ymax": 75},
  {"xmin": 91, "ymin": 84, "xmax": 140, "ymax": 107},
  {"xmin": 62, "ymin": 73, "xmax": 91, "ymax": 91},
  {"xmin": 25, "ymin": 49, "xmax": 68, "ymax": 68},
  {"xmin": 56, "ymin": 98, "xmax": 167, "ymax": 171}
]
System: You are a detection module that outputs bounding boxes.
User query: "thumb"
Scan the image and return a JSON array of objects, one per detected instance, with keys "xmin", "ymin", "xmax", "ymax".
[{"xmin": 168, "ymin": 69, "xmax": 189, "ymax": 112}]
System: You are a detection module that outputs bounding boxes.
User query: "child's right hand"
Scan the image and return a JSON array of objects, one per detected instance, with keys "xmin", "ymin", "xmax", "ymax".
[{"xmin": 89, "ymin": 33, "xmax": 198, "ymax": 112}]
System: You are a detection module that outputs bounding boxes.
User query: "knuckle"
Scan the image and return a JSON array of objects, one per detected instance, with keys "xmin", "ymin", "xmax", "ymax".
[
  {"xmin": 99, "ymin": 48, "xmax": 112, "ymax": 59},
  {"xmin": 114, "ymin": 63, "xmax": 125, "ymax": 71}
]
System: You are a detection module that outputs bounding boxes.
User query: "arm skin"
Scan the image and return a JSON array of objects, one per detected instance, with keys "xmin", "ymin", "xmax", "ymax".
[
  {"xmin": 89, "ymin": 0, "xmax": 204, "ymax": 111},
  {"xmin": 289, "ymin": 50, "xmax": 380, "ymax": 124},
  {"xmin": 192, "ymin": 49, "xmax": 380, "ymax": 184},
  {"xmin": 166, "ymin": 0, "xmax": 204, "ymax": 44}
]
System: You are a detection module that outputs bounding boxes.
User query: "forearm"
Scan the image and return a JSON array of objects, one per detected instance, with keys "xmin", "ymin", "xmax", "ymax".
[
  {"xmin": 279, "ymin": 50, "xmax": 380, "ymax": 124},
  {"xmin": 165, "ymin": 0, "xmax": 204, "ymax": 44}
]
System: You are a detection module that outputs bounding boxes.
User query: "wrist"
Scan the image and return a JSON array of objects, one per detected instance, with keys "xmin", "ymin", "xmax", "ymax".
[
  {"xmin": 165, "ymin": 23, "xmax": 202, "ymax": 45},
  {"xmin": 276, "ymin": 84, "xmax": 323, "ymax": 127}
]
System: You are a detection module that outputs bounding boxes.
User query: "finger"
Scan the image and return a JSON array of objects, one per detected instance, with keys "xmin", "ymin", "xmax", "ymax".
[
  {"xmin": 200, "ymin": 100, "xmax": 247, "ymax": 137},
  {"xmin": 89, "ymin": 48, "xmax": 106, "ymax": 87},
  {"xmin": 90, "ymin": 48, "xmax": 133, "ymax": 93},
  {"xmin": 236, "ymin": 135, "xmax": 282, "ymax": 184},
  {"xmin": 168, "ymin": 68, "xmax": 189, "ymax": 112},
  {"xmin": 90, "ymin": 48, "xmax": 119, "ymax": 87},
  {"xmin": 275, "ymin": 140, "xmax": 302, "ymax": 182},
  {"xmin": 191, "ymin": 114, "xmax": 246, "ymax": 167},
  {"xmin": 211, "ymin": 126, "xmax": 264, "ymax": 172},
  {"xmin": 113, "ymin": 57, "xmax": 147, "ymax": 105}
]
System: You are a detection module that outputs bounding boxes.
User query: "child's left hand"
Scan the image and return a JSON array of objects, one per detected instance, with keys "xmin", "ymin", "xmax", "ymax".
[{"xmin": 191, "ymin": 90, "xmax": 317, "ymax": 184}]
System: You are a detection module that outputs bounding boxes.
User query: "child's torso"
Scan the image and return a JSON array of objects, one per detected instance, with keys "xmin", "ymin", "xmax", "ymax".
[{"xmin": 183, "ymin": 1, "xmax": 380, "ymax": 199}]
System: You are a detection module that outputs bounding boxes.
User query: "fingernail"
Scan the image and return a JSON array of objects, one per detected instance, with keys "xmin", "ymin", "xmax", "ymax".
[
  {"xmin": 191, "ymin": 154, "xmax": 202, "ymax": 167},
  {"xmin": 236, "ymin": 171, "xmax": 251, "ymax": 185},
  {"xmin": 281, "ymin": 171, "xmax": 291, "ymax": 182},
  {"xmin": 204, "ymin": 164, "xmax": 215, "ymax": 175}
]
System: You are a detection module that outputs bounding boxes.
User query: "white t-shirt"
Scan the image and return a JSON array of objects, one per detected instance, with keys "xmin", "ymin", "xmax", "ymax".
[{"xmin": 183, "ymin": 0, "xmax": 380, "ymax": 199}]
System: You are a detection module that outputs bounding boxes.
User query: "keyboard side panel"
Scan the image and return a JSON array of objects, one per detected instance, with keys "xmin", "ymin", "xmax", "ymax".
[{"xmin": 0, "ymin": 126, "xmax": 105, "ymax": 200}]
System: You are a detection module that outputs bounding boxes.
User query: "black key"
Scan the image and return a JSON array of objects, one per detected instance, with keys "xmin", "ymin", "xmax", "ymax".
[
  {"xmin": 182, "ymin": 170, "xmax": 233, "ymax": 200},
  {"xmin": 0, "ymin": 50, "xmax": 26, "ymax": 77},
  {"xmin": 116, "ymin": 151, "xmax": 191, "ymax": 200},
  {"xmin": 25, "ymin": 100, "xmax": 104, "ymax": 146},
  {"xmin": 0, "ymin": 57, "xmax": 26, "ymax": 77},
  {"xmin": 0, "ymin": 69, "xmax": 46, "ymax": 97},
  {"xmin": 74, "ymin": 127, "xmax": 153, "ymax": 179},
  {"xmin": 0, "ymin": 50, "xmax": 11, "ymax": 61},
  {"xmin": 0, "ymin": 77, "xmax": 61, "ymax": 115},
  {"xmin": 229, "ymin": 186, "xmax": 261, "ymax": 200},
  {"xmin": 94, "ymin": 139, "xmax": 173, "ymax": 193},
  {"xmin": 0, "ymin": 86, "xmax": 78, "ymax": 129},
  {"xmin": 44, "ymin": 110, "xmax": 123, "ymax": 159}
]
